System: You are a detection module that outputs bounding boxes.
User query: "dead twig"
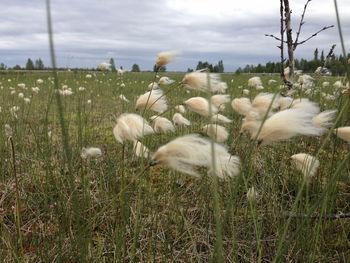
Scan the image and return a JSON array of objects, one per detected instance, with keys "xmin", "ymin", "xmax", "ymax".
[
  {"xmin": 293, "ymin": 0, "xmax": 312, "ymax": 50},
  {"xmin": 295, "ymin": 25, "xmax": 335, "ymax": 46}
]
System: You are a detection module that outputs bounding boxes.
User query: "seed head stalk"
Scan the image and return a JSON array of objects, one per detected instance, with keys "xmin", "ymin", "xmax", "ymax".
[
  {"xmin": 9, "ymin": 136, "xmax": 23, "ymax": 256},
  {"xmin": 205, "ymin": 71, "xmax": 223, "ymax": 262}
]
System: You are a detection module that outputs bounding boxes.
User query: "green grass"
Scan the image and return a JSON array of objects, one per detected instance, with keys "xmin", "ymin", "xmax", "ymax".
[{"xmin": 0, "ymin": 71, "xmax": 349, "ymax": 262}]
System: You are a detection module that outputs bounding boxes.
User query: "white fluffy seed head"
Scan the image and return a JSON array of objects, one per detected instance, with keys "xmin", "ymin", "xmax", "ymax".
[
  {"xmin": 333, "ymin": 80, "xmax": 342, "ymax": 89},
  {"xmin": 153, "ymin": 117, "xmax": 175, "ymax": 133},
  {"xmin": 174, "ymin": 105, "xmax": 186, "ymax": 113},
  {"xmin": 202, "ymin": 124, "xmax": 228, "ymax": 143},
  {"xmin": 113, "ymin": 113, "xmax": 154, "ymax": 143},
  {"xmin": 248, "ymin": 76, "xmax": 262, "ymax": 87},
  {"xmin": 158, "ymin": 76, "xmax": 175, "ymax": 85},
  {"xmin": 312, "ymin": 110, "xmax": 337, "ymax": 129},
  {"xmin": 155, "ymin": 50, "xmax": 181, "ymax": 68},
  {"xmin": 119, "ymin": 94, "xmax": 129, "ymax": 102},
  {"xmin": 211, "ymin": 114, "xmax": 232, "ymax": 124},
  {"xmin": 334, "ymin": 127, "xmax": 350, "ymax": 143},
  {"xmin": 252, "ymin": 108, "xmax": 324, "ymax": 145},
  {"xmin": 147, "ymin": 82, "xmax": 159, "ymax": 90},
  {"xmin": 5, "ymin": 124, "xmax": 13, "ymax": 137},
  {"xmin": 322, "ymin": 81, "xmax": 330, "ymax": 88},
  {"xmin": 290, "ymin": 98, "xmax": 320, "ymax": 114},
  {"xmin": 172, "ymin": 113, "xmax": 191, "ymax": 126},
  {"xmin": 284, "ymin": 67, "xmax": 290, "ymax": 81},
  {"xmin": 182, "ymin": 72, "xmax": 227, "ymax": 93},
  {"xmin": 291, "ymin": 153, "xmax": 319, "ymax": 178},
  {"xmin": 133, "ymin": 140, "xmax": 149, "ymax": 159},
  {"xmin": 98, "ymin": 62, "xmax": 111, "ymax": 70},
  {"xmin": 184, "ymin": 97, "xmax": 218, "ymax": 116},
  {"xmin": 247, "ymin": 187, "xmax": 258, "ymax": 202},
  {"xmin": 81, "ymin": 147, "xmax": 102, "ymax": 159},
  {"xmin": 211, "ymin": 94, "xmax": 230, "ymax": 111},
  {"xmin": 136, "ymin": 89, "xmax": 168, "ymax": 113},
  {"xmin": 268, "ymin": 79, "xmax": 277, "ymax": 85},
  {"xmin": 231, "ymin": 98, "xmax": 252, "ymax": 116},
  {"xmin": 243, "ymin": 89, "xmax": 250, "ymax": 95},
  {"xmin": 251, "ymin": 93, "xmax": 280, "ymax": 119},
  {"xmin": 278, "ymin": 97, "xmax": 293, "ymax": 110},
  {"xmin": 151, "ymin": 134, "xmax": 240, "ymax": 178}
]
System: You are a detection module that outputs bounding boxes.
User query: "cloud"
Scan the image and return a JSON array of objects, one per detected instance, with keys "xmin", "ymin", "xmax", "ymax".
[{"xmin": 0, "ymin": 0, "xmax": 349, "ymax": 71}]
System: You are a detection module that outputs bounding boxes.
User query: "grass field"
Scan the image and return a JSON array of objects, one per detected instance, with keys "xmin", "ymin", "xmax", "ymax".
[{"xmin": 0, "ymin": 71, "xmax": 349, "ymax": 262}]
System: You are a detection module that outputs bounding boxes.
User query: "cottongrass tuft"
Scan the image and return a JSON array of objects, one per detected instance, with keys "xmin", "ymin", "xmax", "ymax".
[
  {"xmin": 291, "ymin": 98, "xmax": 320, "ymax": 114},
  {"xmin": 98, "ymin": 62, "xmax": 110, "ymax": 70},
  {"xmin": 155, "ymin": 50, "xmax": 181, "ymax": 68},
  {"xmin": 98, "ymin": 62, "xmax": 111, "ymax": 70},
  {"xmin": 202, "ymin": 124, "xmax": 229, "ymax": 143},
  {"xmin": 5, "ymin": 124, "xmax": 13, "ymax": 137},
  {"xmin": 211, "ymin": 114, "xmax": 232, "ymax": 124},
  {"xmin": 81, "ymin": 147, "xmax": 102, "ymax": 159},
  {"xmin": 147, "ymin": 82, "xmax": 159, "ymax": 90},
  {"xmin": 150, "ymin": 134, "xmax": 240, "ymax": 178},
  {"xmin": 333, "ymin": 80, "xmax": 342, "ymax": 89},
  {"xmin": 184, "ymin": 97, "xmax": 218, "ymax": 116},
  {"xmin": 119, "ymin": 94, "xmax": 129, "ymax": 102},
  {"xmin": 174, "ymin": 105, "xmax": 186, "ymax": 113},
  {"xmin": 158, "ymin": 76, "xmax": 175, "ymax": 85},
  {"xmin": 211, "ymin": 94, "xmax": 230, "ymax": 111},
  {"xmin": 172, "ymin": 113, "xmax": 191, "ymax": 126},
  {"xmin": 182, "ymin": 72, "xmax": 227, "ymax": 93},
  {"xmin": 247, "ymin": 187, "xmax": 258, "ymax": 202},
  {"xmin": 312, "ymin": 110, "xmax": 337, "ymax": 129},
  {"xmin": 151, "ymin": 116, "xmax": 175, "ymax": 133},
  {"xmin": 291, "ymin": 153, "xmax": 320, "ymax": 178},
  {"xmin": 251, "ymin": 93, "xmax": 280, "ymax": 119},
  {"xmin": 133, "ymin": 140, "xmax": 149, "ymax": 159},
  {"xmin": 136, "ymin": 89, "xmax": 168, "ymax": 113},
  {"xmin": 32, "ymin": 87, "xmax": 40, "ymax": 93},
  {"xmin": 249, "ymin": 108, "xmax": 324, "ymax": 145},
  {"xmin": 231, "ymin": 98, "xmax": 252, "ymax": 116},
  {"xmin": 248, "ymin": 76, "xmax": 262, "ymax": 87},
  {"xmin": 278, "ymin": 96, "xmax": 293, "ymax": 110},
  {"xmin": 113, "ymin": 113, "xmax": 154, "ymax": 143},
  {"xmin": 334, "ymin": 127, "xmax": 350, "ymax": 143}
]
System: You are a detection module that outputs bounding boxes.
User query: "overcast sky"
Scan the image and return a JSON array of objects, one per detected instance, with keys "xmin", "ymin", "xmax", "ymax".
[{"xmin": 1, "ymin": 0, "xmax": 349, "ymax": 71}]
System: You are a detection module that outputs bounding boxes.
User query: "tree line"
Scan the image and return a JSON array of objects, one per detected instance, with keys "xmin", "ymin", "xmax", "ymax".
[{"xmin": 235, "ymin": 49, "xmax": 350, "ymax": 76}]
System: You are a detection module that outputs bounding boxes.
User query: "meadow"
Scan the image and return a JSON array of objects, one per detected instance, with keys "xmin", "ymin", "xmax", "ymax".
[{"xmin": 0, "ymin": 70, "xmax": 349, "ymax": 262}]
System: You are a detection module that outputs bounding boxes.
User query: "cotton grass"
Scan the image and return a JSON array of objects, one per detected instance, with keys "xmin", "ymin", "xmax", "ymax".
[
  {"xmin": 172, "ymin": 113, "xmax": 191, "ymax": 126},
  {"xmin": 184, "ymin": 97, "xmax": 218, "ymax": 116},
  {"xmin": 150, "ymin": 134, "xmax": 240, "ymax": 178},
  {"xmin": 136, "ymin": 89, "xmax": 168, "ymax": 113},
  {"xmin": 113, "ymin": 113, "xmax": 154, "ymax": 143},
  {"xmin": 291, "ymin": 153, "xmax": 319, "ymax": 178},
  {"xmin": 334, "ymin": 127, "xmax": 350, "ymax": 143}
]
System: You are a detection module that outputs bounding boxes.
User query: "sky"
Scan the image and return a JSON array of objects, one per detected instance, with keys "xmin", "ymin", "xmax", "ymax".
[{"xmin": 0, "ymin": 0, "xmax": 350, "ymax": 72}]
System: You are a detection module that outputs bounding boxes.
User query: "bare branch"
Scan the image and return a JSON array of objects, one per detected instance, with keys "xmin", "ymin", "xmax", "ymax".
[
  {"xmin": 283, "ymin": 0, "xmax": 294, "ymax": 87},
  {"xmin": 280, "ymin": 0, "xmax": 288, "ymax": 84},
  {"xmin": 324, "ymin": 44, "xmax": 336, "ymax": 66},
  {"xmin": 265, "ymin": 34, "xmax": 287, "ymax": 43},
  {"xmin": 293, "ymin": 0, "xmax": 312, "ymax": 50},
  {"xmin": 296, "ymin": 25, "xmax": 334, "ymax": 46}
]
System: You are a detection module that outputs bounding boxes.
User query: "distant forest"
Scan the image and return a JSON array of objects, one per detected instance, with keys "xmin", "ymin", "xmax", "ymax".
[
  {"xmin": 1, "ymin": 49, "xmax": 349, "ymax": 75},
  {"xmin": 235, "ymin": 49, "xmax": 350, "ymax": 76}
]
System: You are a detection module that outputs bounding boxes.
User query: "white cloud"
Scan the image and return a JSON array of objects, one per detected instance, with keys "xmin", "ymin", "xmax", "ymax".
[{"xmin": 0, "ymin": 0, "xmax": 349, "ymax": 71}]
